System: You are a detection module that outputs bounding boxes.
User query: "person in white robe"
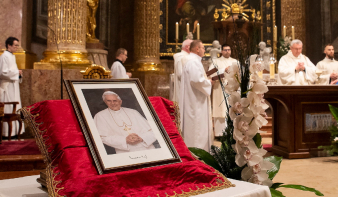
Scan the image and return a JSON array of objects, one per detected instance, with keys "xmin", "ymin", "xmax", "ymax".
[
  {"xmin": 111, "ymin": 48, "xmax": 132, "ymax": 79},
  {"xmin": 0, "ymin": 37, "xmax": 24, "ymax": 137},
  {"xmin": 173, "ymin": 39, "xmax": 192, "ymax": 105},
  {"xmin": 277, "ymin": 39, "xmax": 317, "ymax": 85},
  {"xmin": 94, "ymin": 91, "xmax": 157, "ymax": 154},
  {"xmin": 316, "ymin": 44, "xmax": 338, "ymax": 85},
  {"xmin": 208, "ymin": 44, "xmax": 237, "ymax": 137},
  {"xmin": 180, "ymin": 40, "xmax": 213, "ymax": 152}
]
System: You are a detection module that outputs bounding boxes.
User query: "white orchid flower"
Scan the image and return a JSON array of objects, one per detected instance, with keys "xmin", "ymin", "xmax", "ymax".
[
  {"xmin": 233, "ymin": 115, "xmax": 259, "ymax": 141},
  {"xmin": 235, "ymin": 148, "xmax": 265, "ymax": 167},
  {"xmin": 249, "ymin": 62, "xmax": 264, "ymax": 74},
  {"xmin": 251, "ymin": 80, "xmax": 269, "ymax": 94},
  {"xmin": 224, "ymin": 77, "xmax": 240, "ymax": 94},
  {"xmin": 228, "ymin": 91, "xmax": 252, "ymax": 120},
  {"xmin": 241, "ymin": 160, "xmax": 274, "ymax": 181},
  {"xmin": 232, "ymin": 136, "xmax": 259, "ymax": 154},
  {"xmin": 334, "ymin": 137, "xmax": 338, "ymax": 142},
  {"xmin": 248, "ymin": 171, "xmax": 273, "ymax": 187},
  {"xmin": 247, "ymin": 92, "xmax": 269, "ymax": 115}
]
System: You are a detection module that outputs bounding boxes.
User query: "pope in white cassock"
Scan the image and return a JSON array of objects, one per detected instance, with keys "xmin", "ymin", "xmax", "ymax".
[
  {"xmin": 111, "ymin": 48, "xmax": 132, "ymax": 79},
  {"xmin": 180, "ymin": 40, "xmax": 213, "ymax": 152},
  {"xmin": 208, "ymin": 44, "xmax": 237, "ymax": 137},
  {"xmin": 278, "ymin": 39, "xmax": 317, "ymax": 85},
  {"xmin": 173, "ymin": 39, "xmax": 192, "ymax": 106},
  {"xmin": 0, "ymin": 37, "xmax": 24, "ymax": 137},
  {"xmin": 94, "ymin": 91, "xmax": 157, "ymax": 154},
  {"xmin": 316, "ymin": 44, "xmax": 338, "ymax": 85}
]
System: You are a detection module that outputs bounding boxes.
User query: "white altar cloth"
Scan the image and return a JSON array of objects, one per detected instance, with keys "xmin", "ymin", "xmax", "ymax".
[{"xmin": 0, "ymin": 175, "xmax": 271, "ymax": 197}]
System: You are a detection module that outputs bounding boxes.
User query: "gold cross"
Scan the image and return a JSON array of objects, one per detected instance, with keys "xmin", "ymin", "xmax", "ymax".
[{"xmin": 124, "ymin": 123, "xmax": 131, "ymax": 132}]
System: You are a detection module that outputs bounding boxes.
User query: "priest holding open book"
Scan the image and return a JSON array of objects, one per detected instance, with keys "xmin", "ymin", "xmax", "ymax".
[{"xmin": 208, "ymin": 44, "xmax": 238, "ymax": 138}]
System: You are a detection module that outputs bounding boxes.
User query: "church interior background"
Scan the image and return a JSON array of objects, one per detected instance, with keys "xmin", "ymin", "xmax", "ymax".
[{"xmin": 1, "ymin": 0, "xmax": 338, "ymax": 196}]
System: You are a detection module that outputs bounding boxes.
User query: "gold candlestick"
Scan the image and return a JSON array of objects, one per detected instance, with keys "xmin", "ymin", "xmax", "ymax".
[{"xmin": 175, "ymin": 39, "xmax": 178, "ymax": 53}]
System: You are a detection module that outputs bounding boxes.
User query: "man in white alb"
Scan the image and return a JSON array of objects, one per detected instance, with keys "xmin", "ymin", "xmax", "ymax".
[
  {"xmin": 180, "ymin": 40, "xmax": 213, "ymax": 152},
  {"xmin": 94, "ymin": 91, "xmax": 157, "ymax": 154},
  {"xmin": 0, "ymin": 37, "xmax": 24, "ymax": 138},
  {"xmin": 111, "ymin": 48, "xmax": 132, "ymax": 79},
  {"xmin": 316, "ymin": 44, "xmax": 338, "ymax": 85},
  {"xmin": 278, "ymin": 39, "xmax": 317, "ymax": 85},
  {"xmin": 173, "ymin": 39, "xmax": 192, "ymax": 105},
  {"xmin": 208, "ymin": 44, "xmax": 237, "ymax": 138}
]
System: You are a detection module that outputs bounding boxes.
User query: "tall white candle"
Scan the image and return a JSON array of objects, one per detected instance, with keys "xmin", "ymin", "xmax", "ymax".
[
  {"xmin": 186, "ymin": 23, "xmax": 189, "ymax": 35},
  {"xmin": 292, "ymin": 26, "xmax": 295, "ymax": 40},
  {"xmin": 197, "ymin": 23, "xmax": 200, "ymax": 40},
  {"xmin": 283, "ymin": 26, "xmax": 286, "ymax": 38},
  {"xmin": 175, "ymin": 22, "xmax": 179, "ymax": 40},
  {"xmin": 274, "ymin": 26, "xmax": 277, "ymax": 42}
]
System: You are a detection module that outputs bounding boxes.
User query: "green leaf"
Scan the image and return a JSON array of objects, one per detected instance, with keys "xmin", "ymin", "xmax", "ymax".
[
  {"xmin": 279, "ymin": 184, "xmax": 324, "ymax": 196},
  {"xmin": 188, "ymin": 147, "xmax": 223, "ymax": 173},
  {"xmin": 329, "ymin": 104, "xmax": 338, "ymax": 121},
  {"xmin": 264, "ymin": 156, "xmax": 283, "ymax": 180},
  {"xmin": 253, "ymin": 133, "xmax": 262, "ymax": 148},
  {"xmin": 270, "ymin": 183, "xmax": 284, "ymax": 189},
  {"xmin": 269, "ymin": 188, "xmax": 285, "ymax": 197}
]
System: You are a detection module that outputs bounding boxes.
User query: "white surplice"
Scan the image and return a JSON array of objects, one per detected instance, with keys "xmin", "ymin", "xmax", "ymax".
[
  {"xmin": 94, "ymin": 107, "xmax": 157, "ymax": 154},
  {"xmin": 0, "ymin": 51, "xmax": 24, "ymax": 137},
  {"xmin": 209, "ymin": 56, "xmax": 237, "ymax": 136},
  {"xmin": 316, "ymin": 58, "xmax": 338, "ymax": 85},
  {"xmin": 111, "ymin": 60, "xmax": 129, "ymax": 79},
  {"xmin": 180, "ymin": 53, "xmax": 213, "ymax": 152},
  {"xmin": 173, "ymin": 50, "xmax": 189, "ymax": 104},
  {"xmin": 277, "ymin": 51, "xmax": 317, "ymax": 85}
]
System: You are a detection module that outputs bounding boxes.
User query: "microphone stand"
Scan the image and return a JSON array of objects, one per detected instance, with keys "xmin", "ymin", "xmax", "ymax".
[{"xmin": 47, "ymin": 26, "xmax": 63, "ymax": 100}]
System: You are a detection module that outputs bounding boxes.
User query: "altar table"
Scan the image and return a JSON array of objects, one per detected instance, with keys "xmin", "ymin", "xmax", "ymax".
[
  {"xmin": 0, "ymin": 175, "xmax": 271, "ymax": 197},
  {"xmin": 265, "ymin": 85, "xmax": 338, "ymax": 159}
]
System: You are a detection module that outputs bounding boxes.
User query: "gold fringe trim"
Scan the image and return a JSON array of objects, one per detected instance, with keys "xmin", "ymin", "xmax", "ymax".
[
  {"xmin": 163, "ymin": 170, "xmax": 235, "ymax": 197},
  {"xmin": 46, "ymin": 164, "xmax": 64, "ymax": 197},
  {"xmin": 19, "ymin": 107, "xmax": 64, "ymax": 197},
  {"xmin": 171, "ymin": 101, "xmax": 182, "ymax": 137}
]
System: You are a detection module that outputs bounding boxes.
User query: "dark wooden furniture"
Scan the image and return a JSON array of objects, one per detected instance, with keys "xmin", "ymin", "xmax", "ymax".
[
  {"xmin": 0, "ymin": 102, "xmax": 23, "ymax": 142},
  {"xmin": 265, "ymin": 86, "xmax": 338, "ymax": 159}
]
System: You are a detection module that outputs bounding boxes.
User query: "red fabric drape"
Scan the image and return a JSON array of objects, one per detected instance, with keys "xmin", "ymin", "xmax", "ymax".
[{"xmin": 22, "ymin": 97, "xmax": 233, "ymax": 197}]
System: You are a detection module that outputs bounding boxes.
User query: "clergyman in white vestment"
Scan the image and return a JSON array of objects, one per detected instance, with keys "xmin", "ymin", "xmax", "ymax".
[
  {"xmin": 180, "ymin": 40, "xmax": 213, "ymax": 152},
  {"xmin": 208, "ymin": 44, "xmax": 237, "ymax": 137},
  {"xmin": 277, "ymin": 39, "xmax": 317, "ymax": 85},
  {"xmin": 0, "ymin": 37, "xmax": 24, "ymax": 137},
  {"xmin": 94, "ymin": 91, "xmax": 157, "ymax": 154},
  {"xmin": 316, "ymin": 44, "xmax": 338, "ymax": 85},
  {"xmin": 173, "ymin": 39, "xmax": 192, "ymax": 105},
  {"xmin": 111, "ymin": 48, "xmax": 132, "ymax": 79}
]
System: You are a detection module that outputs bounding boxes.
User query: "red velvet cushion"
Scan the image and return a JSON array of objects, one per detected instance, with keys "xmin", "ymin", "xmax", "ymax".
[{"xmin": 21, "ymin": 97, "xmax": 233, "ymax": 197}]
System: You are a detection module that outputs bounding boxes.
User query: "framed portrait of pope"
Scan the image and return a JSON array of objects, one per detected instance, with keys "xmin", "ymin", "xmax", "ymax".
[{"xmin": 64, "ymin": 79, "xmax": 181, "ymax": 174}]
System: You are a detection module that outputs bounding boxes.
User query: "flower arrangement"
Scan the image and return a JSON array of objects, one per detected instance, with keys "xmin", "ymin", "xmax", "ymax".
[
  {"xmin": 189, "ymin": 32, "xmax": 323, "ymax": 197},
  {"xmin": 277, "ymin": 36, "xmax": 292, "ymax": 60}
]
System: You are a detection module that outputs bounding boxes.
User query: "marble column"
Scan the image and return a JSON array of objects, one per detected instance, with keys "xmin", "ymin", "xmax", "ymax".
[
  {"xmin": 34, "ymin": 0, "xmax": 91, "ymax": 69},
  {"xmin": 132, "ymin": 0, "xmax": 170, "ymax": 98},
  {"xmin": 0, "ymin": 0, "xmax": 37, "ymax": 69},
  {"xmin": 134, "ymin": 0, "xmax": 162, "ymax": 71}
]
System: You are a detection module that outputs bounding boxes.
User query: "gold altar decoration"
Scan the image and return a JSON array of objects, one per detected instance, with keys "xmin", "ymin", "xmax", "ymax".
[
  {"xmin": 213, "ymin": 0, "xmax": 258, "ymax": 22},
  {"xmin": 134, "ymin": 0, "xmax": 162, "ymax": 72},
  {"xmin": 281, "ymin": 0, "xmax": 306, "ymax": 52},
  {"xmin": 80, "ymin": 64, "xmax": 111, "ymax": 79},
  {"xmin": 86, "ymin": 0, "xmax": 99, "ymax": 43},
  {"xmin": 34, "ymin": 0, "xmax": 91, "ymax": 70}
]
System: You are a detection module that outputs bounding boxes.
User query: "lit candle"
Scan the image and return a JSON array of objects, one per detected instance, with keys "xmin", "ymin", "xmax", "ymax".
[
  {"xmin": 197, "ymin": 23, "xmax": 200, "ymax": 40},
  {"xmin": 283, "ymin": 26, "xmax": 286, "ymax": 38},
  {"xmin": 270, "ymin": 62, "xmax": 275, "ymax": 79},
  {"xmin": 186, "ymin": 23, "xmax": 189, "ymax": 35},
  {"xmin": 175, "ymin": 22, "xmax": 179, "ymax": 40},
  {"xmin": 258, "ymin": 70, "xmax": 263, "ymax": 79},
  {"xmin": 274, "ymin": 26, "xmax": 277, "ymax": 42},
  {"xmin": 292, "ymin": 26, "xmax": 295, "ymax": 40}
]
